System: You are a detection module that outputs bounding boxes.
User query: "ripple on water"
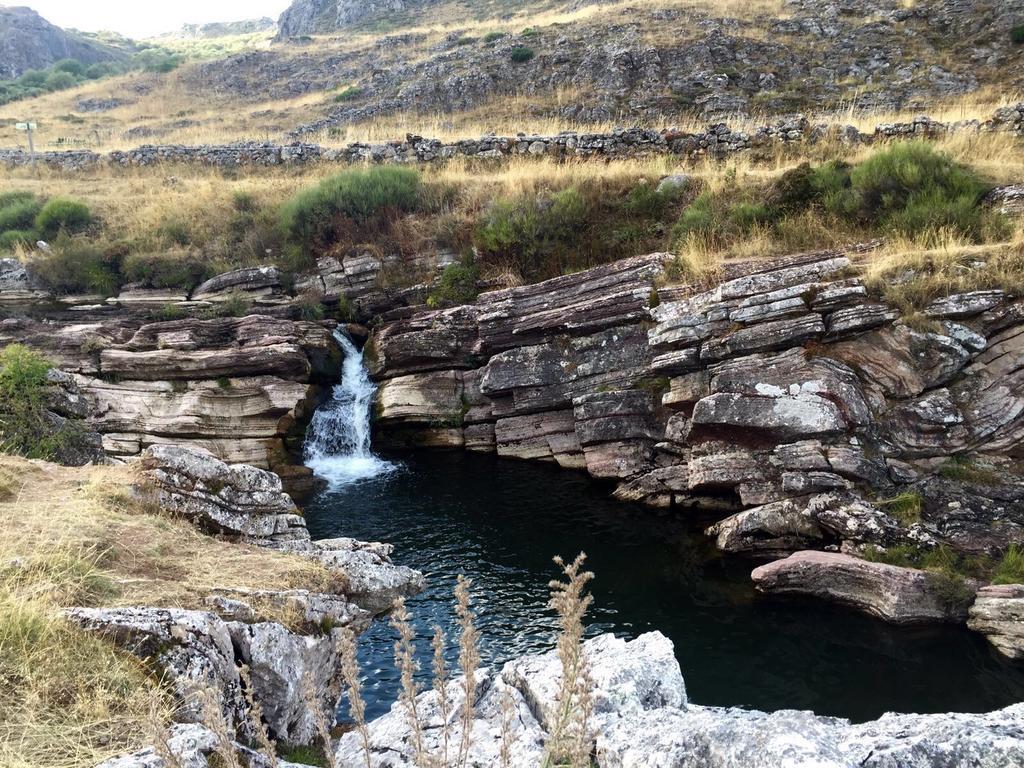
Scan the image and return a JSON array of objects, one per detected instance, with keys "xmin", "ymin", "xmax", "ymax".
[{"xmin": 304, "ymin": 450, "xmax": 1024, "ymax": 723}]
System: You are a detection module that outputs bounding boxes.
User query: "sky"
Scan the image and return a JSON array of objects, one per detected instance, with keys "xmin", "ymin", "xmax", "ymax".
[{"xmin": 24, "ymin": 0, "xmax": 291, "ymax": 39}]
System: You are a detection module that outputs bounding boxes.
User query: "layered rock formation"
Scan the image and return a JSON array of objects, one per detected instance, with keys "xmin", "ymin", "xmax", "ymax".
[
  {"xmin": 367, "ymin": 245, "xmax": 1024, "ymax": 650},
  {"xmin": 330, "ymin": 631, "xmax": 1024, "ymax": 768},
  {"xmin": 369, "ymin": 247, "xmax": 1024, "ymax": 553},
  {"xmin": 0, "ymin": 313, "xmax": 341, "ymax": 489},
  {"xmin": 71, "ymin": 445, "xmax": 424, "ymax": 749},
  {"xmin": 751, "ymin": 551, "xmax": 976, "ymax": 623}
]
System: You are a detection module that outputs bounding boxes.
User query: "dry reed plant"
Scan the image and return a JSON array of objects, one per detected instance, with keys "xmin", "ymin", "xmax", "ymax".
[
  {"xmin": 301, "ymin": 671, "xmax": 340, "ymax": 768},
  {"xmin": 432, "ymin": 625, "xmax": 453, "ymax": 766},
  {"xmin": 454, "ymin": 575, "xmax": 481, "ymax": 768},
  {"xmin": 338, "ymin": 628, "xmax": 373, "ymax": 768},
  {"xmin": 240, "ymin": 665, "xmax": 280, "ymax": 768},
  {"xmin": 543, "ymin": 554, "xmax": 595, "ymax": 768},
  {"xmin": 391, "ymin": 596, "xmax": 428, "ymax": 763}
]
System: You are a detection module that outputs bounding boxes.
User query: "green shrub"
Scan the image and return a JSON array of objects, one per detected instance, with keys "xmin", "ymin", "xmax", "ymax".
[
  {"xmin": 279, "ymin": 167, "xmax": 422, "ymax": 253},
  {"xmin": 0, "ymin": 345, "xmax": 62, "ymax": 459},
  {"xmin": 34, "ymin": 198, "xmax": 92, "ymax": 239},
  {"xmin": 43, "ymin": 70, "xmax": 78, "ymax": 92},
  {"xmin": 52, "ymin": 59, "xmax": 86, "ymax": 77},
  {"xmin": 0, "ymin": 190, "xmax": 37, "ymax": 210},
  {"xmin": 333, "ymin": 85, "xmax": 363, "ymax": 103},
  {"xmin": 1011, "ymin": 25, "xmax": 1024, "ymax": 44},
  {"xmin": 939, "ymin": 456, "xmax": 1002, "ymax": 485},
  {"xmin": 671, "ymin": 191, "xmax": 773, "ymax": 248},
  {"xmin": 29, "ymin": 236, "xmax": 119, "ymax": 296},
  {"xmin": 621, "ymin": 181, "xmax": 683, "ymax": 219},
  {"xmin": 150, "ymin": 303, "xmax": 189, "ymax": 322},
  {"xmin": 880, "ymin": 491, "xmax": 923, "ymax": 526},
  {"xmin": 830, "ymin": 142, "xmax": 992, "ymax": 239},
  {"xmin": 510, "ymin": 46, "xmax": 535, "ymax": 63},
  {"xmin": 17, "ymin": 70, "xmax": 46, "ymax": 88},
  {"xmin": 294, "ymin": 294, "xmax": 326, "ymax": 321},
  {"xmin": 0, "ymin": 230, "xmax": 34, "ymax": 250},
  {"xmin": 476, "ymin": 188, "xmax": 591, "ymax": 278},
  {"xmin": 483, "ymin": 31, "xmax": 507, "ymax": 43},
  {"xmin": 232, "ymin": 190, "xmax": 257, "ymax": 213},
  {"xmin": 0, "ymin": 196, "xmax": 42, "ymax": 233},
  {"xmin": 121, "ymin": 251, "xmax": 210, "ymax": 291},
  {"xmin": 993, "ymin": 545, "xmax": 1024, "ymax": 585},
  {"xmin": 427, "ymin": 261, "xmax": 480, "ymax": 308}
]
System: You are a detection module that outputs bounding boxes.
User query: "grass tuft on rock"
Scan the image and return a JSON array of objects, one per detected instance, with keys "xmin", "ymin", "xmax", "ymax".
[{"xmin": 993, "ymin": 545, "xmax": 1024, "ymax": 585}]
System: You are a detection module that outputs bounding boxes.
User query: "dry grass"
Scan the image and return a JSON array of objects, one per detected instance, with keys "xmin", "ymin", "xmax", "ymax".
[
  {"xmin": 862, "ymin": 226, "xmax": 1024, "ymax": 312},
  {"xmin": 0, "ymin": 456, "xmax": 340, "ymax": 768}
]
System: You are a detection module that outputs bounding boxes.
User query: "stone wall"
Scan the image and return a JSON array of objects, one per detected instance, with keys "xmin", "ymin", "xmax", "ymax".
[{"xmin": 1, "ymin": 103, "xmax": 1021, "ymax": 172}]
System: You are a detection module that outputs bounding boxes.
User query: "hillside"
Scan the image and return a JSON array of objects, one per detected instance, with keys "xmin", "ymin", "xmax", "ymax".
[
  {"xmin": 1, "ymin": 0, "xmax": 1021, "ymax": 153},
  {"xmin": 0, "ymin": 5, "xmax": 124, "ymax": 78}
]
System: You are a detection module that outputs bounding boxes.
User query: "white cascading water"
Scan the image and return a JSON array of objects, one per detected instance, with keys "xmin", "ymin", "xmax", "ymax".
[{"xmin": 304, "ymin": 330, "xmax": 396, "ymax": 486}]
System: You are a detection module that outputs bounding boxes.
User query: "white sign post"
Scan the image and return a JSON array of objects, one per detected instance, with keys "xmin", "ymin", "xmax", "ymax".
[{"xmin": 15, "ymin": 121, "xmax": 37, "ymax": 169}]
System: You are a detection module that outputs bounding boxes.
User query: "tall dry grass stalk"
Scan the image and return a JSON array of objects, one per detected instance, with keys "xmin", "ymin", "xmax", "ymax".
[
  {"xmin": 196, "ymin": 685, "xmax": 243, "ymax": 768},
  {"xmin": 240, "ymin": 665, "xmax": 279, "ymax": 768},
  {"xmin": 390, "ymin": 597, "xmax": 427, "ymax": 764},
  {"xmin": 543, "ymin": 553, "xmax": 595, "ymax": 768},
  {"xmin": 432, "ymin": 625, "xmax": 452, "ymax": 766},
  {"xmin": 454, "ymin": 575, "xmax": 480, "ymax": 768},
  {"xmin": 338, "ymin": 628, "xmax": 373, "ymax": 768},
  {"xmin": 301, "ymin": 669, "xmax": 339, "ymax": 768}
]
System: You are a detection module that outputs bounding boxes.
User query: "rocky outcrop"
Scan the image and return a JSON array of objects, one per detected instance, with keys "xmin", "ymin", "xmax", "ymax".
[
  {"xmin": 65, "ymin": 602, "xmax": 366, "ymax": 746},
  {"xmin": 333, "ymin": 631, "xmax": 1024, "ymax": 768},
  {"xmin": 751, "ymin": 551, "xmax": 976, "ymax": 624},
  {"xmin": 136, "ymin": 444, "xmax": 425, "ymax": 611},
  {"xmin": 968, "ymin": 584, "xmax": 1024, "ymax": 660},
  {"xmin": 139, "ymin": 445, "xmax": 309, "ymax": 542},
  {"xmin": 368, "ymin": 247, "xmax": 1024, "ymax": 562},
  {"xmin": 0, "ymin": 6, "xmax": 122, "ymax": 79},
  {"xmin": 0, "ymin": 314, "xmax": 341, "ymax": 483}
]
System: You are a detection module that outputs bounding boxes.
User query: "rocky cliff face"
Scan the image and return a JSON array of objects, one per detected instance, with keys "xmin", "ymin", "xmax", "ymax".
[
  {"xmin": 277, "ymin": 0, "xmax": 435, "ymax": 37},
  {"xmin": 0, "ymin": 6, "xmax": 121, "ymax": 79},
  {"xmin": 367, "ymin": 245, "xmax": 1024, "ymax": 650},
  {"xmin": 0, "ymin": 311, "xmax": 341, "ymax": 493}
]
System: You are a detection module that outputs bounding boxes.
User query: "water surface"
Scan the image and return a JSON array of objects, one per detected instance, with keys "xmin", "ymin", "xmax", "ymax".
[{"xmin": 304, "ymin": 450, "xmax": 1024, "ymax": 722}]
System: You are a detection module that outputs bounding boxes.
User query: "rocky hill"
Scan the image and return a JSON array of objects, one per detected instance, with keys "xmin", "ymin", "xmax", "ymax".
[
  {"xmin": 0, "ymin": 5, "xmax": 122, "ymax": 78},
  {"xmin": 277, "ymin": 0, "xmax": 439, "ymax": 38},
  {"xmin": 158, "ymin": 17, "xmax": 277, "ymax": 40},
  {"xmin": 211, "ymin": 0, "xmax": 1024, "ymax": 133}
]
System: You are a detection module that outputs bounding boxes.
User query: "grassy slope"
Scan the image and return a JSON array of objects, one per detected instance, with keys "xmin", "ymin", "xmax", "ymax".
[
  {"xmin": 0, "ymin": 457, "xmax": 338, "ymax": 767},
  {"xmin": 0, "ymin": 0, "xmax": 1020, "ymax": 152}
]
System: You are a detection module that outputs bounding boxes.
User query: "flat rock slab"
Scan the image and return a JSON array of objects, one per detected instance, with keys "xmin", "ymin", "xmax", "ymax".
[{"xmin": 751, "ymin": 551, "xmax": 974, "ymax": 624}]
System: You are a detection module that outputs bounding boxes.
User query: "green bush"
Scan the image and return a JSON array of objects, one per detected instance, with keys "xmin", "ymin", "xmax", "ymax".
[
  {"xmin": 43, "ymin": 70, "xmax": 78, "ymax": 92},
  {"xmin": 620, "ymin": 181, "xmax": 683, "ymax": 219},
  {"xmin": 0, "ymin": 230, "xmax": 34, "ymax": 250},
  {"xmin": 0, "ymin": 345, "xmax": 61, "ymax": 459},
  {"xmin": 0, "ymin": 190, "xmax": 37, "ymax": 210},
  {"xmin": 0, "ymin": 196, "xmax": 42, "ymax": 233},
  {"xmin": 279, "ymin": 167, "xmax": 422, "ymax": 253},
  {"xmin": 993, "ymin": 545, "xmax": 1024, "ymax": 585},
  {"xmin": 671, "ymin": 191, "xmax": 772, "ymax": 248},
  {"xmin": 483, "ymin": 31, "xmax": 507, "ymax": 43},
  {"xmin": 121, "ymin": 251, "xmax": 210, "ymax": 291},
  {"xmin": 34, "ymin": 198, "xmax": 92, "ymax": 239},
  {"xmin": 476, "ymin": 188, "xmax": 591, "ymax": 278},
  {"xmin": 427, "ymin": 261, "xmax": 480, "ymax": 308},
  {"xmin": 333, "ymin": 85, "xmax": 363, "ymax": 103},
  {"xmin": 29, "ymin": 236, "xmax": 119, "ymax": 296},
  {"xmin": 829, "ymin": 142, "xmax": 993, "ymax": 239},
  {"xmin": 880, "ymin": 491, "xmax": 923, "ymax": 526},
  {"xmin": 1011, "ymin": 25, "xmax": 1024, "ymax": 44},
  {"xmin": 510, "ymin": 46, "xmax": 535, "ymax": 63},
  {"xmin": 52, "ymin": 59, "xmax": 86, "ymax": 77}
]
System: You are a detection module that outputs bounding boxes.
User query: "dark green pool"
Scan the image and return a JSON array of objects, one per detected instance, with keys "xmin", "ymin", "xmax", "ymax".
[{"xmin": 303, "ymin": 450, "xmax": 1024, "ymax": 722}]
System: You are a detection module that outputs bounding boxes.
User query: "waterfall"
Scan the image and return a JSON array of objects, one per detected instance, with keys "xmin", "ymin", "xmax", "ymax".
[{"xmin": 304, "ymin": 330, "xmax": 396, "ymax": 487}]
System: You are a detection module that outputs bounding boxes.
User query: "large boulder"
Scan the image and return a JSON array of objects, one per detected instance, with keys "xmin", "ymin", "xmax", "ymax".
[
  {"xmin": 968, "ymin": 584, "xmax": 1024, "ymax": 660},
  {"xmin": 751, "ymin": 551, "xmax": 976, "ymax": 623},
  {"xmin": 139, "ymin": 445, "xmax": 309, "ymax": 543},
  {"xmin": 335, "ymin": 631, "xmax": 1024, "ymax": 767}
]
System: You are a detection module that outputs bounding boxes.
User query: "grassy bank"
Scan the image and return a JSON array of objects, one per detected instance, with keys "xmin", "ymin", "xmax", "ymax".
[
  {"xmin": 0, "ymin": 133, "xmax": 1020, "ymax": 311},
  {"xmin": 0, "ymin": 457, "xmax": 339, "ymax": 767}
]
